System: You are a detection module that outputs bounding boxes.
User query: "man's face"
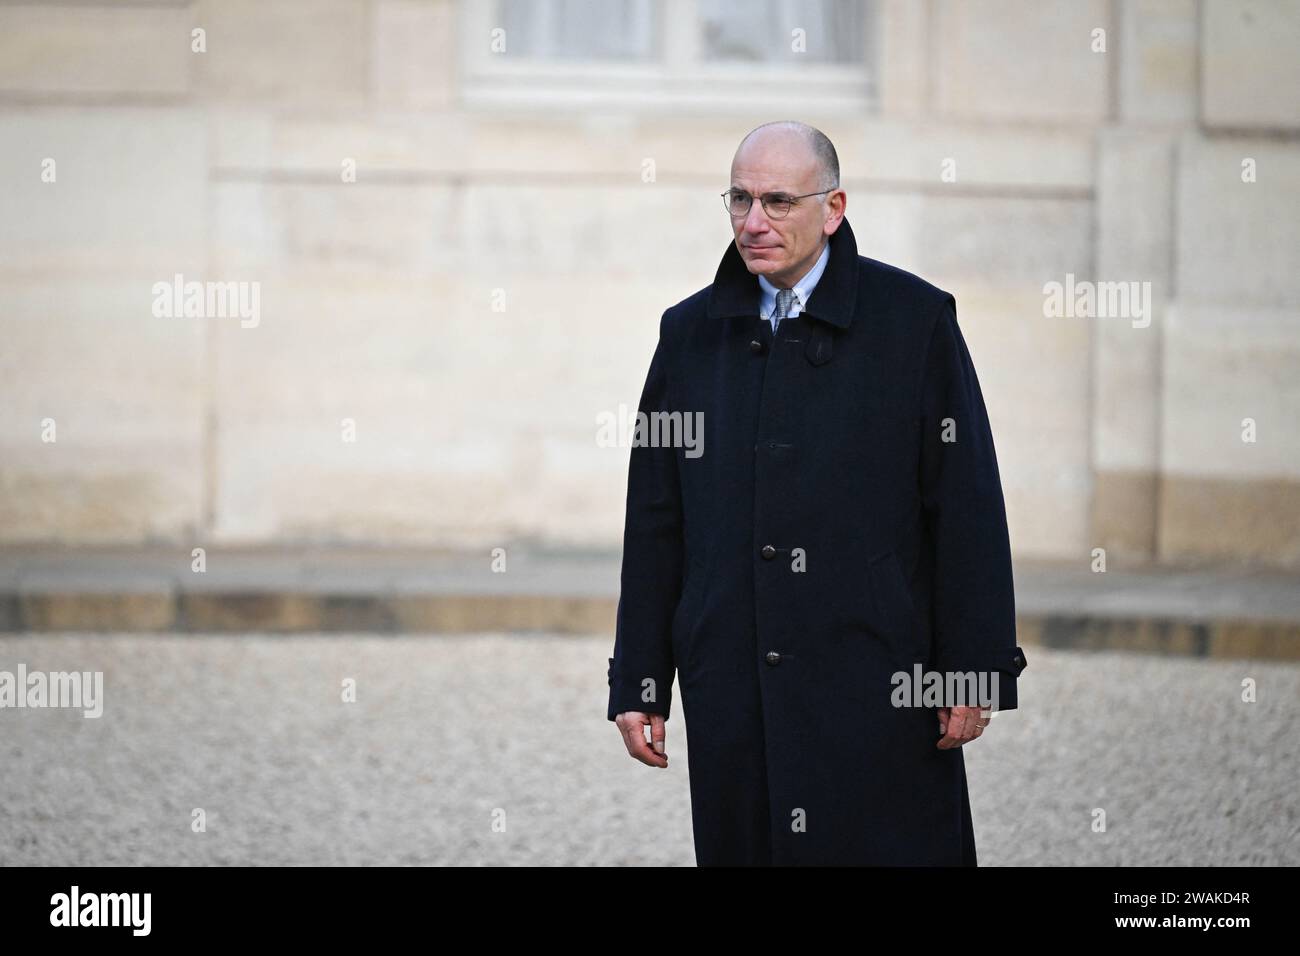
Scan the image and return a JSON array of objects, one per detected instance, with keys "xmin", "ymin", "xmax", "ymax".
[{"xmin": 728, "ymin": 135, "xmax": 845, "ymax": 289}]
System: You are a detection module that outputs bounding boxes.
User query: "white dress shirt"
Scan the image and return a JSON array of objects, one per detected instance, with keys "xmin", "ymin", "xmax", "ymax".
[{"xmin": 757, "ymin": 239, "xmax": 831, "ymax": 330}]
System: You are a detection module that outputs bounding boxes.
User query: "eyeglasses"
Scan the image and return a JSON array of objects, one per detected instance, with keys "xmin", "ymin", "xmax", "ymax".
[{"xmin": 721, "ymin": 186, "xmax": 837, "ymax": 220}]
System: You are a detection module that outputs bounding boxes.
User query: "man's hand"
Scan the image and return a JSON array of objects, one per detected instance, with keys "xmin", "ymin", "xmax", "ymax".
[
  {"xmin": 615, "ymin": 711, "xmax": 668, "ymax": 768},
  {"xmin": 936, "ymin": 705, "xmax": 991, "ymax": 749}
]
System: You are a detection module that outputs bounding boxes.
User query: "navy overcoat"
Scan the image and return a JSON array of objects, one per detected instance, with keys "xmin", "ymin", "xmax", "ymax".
[{"xmin": 606, "ymin": 215, "xmax": 1027, "ymax": 865}]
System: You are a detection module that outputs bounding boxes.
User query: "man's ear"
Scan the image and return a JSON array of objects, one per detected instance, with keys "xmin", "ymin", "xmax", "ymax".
[{"xmin": 823, "ymin": 195, "xmax": 846, "ymax": 235}]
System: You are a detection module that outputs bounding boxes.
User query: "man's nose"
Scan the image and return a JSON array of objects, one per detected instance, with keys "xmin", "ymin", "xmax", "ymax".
[{"xmin": 742, "ymin": 201, "xmax": 771, "ymax": 236}]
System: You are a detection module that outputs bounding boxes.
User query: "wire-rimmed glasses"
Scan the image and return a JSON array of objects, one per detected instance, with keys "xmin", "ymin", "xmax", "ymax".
[{"xmin": 721, "ymin": 186, "xmax": 837, "ymax": 220}]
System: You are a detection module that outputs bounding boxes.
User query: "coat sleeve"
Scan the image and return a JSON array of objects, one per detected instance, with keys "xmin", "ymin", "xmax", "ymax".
[
  {"xmin": 918, "ymin": 296, "xmax": 1027, "ymax": 711},
  {"xmin": 606, "ymin": 308, "xmax": 684, "ymax": 722}
]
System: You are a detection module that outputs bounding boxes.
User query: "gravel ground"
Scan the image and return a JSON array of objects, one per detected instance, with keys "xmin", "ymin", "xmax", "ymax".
[{"xmin": 0, "ymin": 634, "xmax": 1296, "ymax": 866}]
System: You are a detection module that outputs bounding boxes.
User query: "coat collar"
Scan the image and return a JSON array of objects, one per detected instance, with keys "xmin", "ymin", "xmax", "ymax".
[{"xmin": 706, "ymin": 215, "xmax": 859, "ymax": 330}]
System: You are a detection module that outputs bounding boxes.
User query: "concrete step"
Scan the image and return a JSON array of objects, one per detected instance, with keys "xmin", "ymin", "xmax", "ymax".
[{"xmin": 1, "ymin": 546, "xmax": 1297, "ymax": 660}]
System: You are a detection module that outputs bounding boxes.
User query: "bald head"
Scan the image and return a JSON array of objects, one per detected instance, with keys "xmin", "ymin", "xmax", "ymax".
[{"xmin": 732, "ymin": 121, "xmax": 839, "ymax": 193}]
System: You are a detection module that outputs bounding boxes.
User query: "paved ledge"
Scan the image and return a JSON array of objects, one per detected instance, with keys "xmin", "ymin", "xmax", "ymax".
[{"xmin": 0, "ymin": 546, "xmax": 1298, "ymax": 660}]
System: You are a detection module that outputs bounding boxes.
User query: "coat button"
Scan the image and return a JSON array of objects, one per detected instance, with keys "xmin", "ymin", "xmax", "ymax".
[
  {"xmin": 765, "ymin": 651, "xmax": 781, "ymax": 666},
  {"xmin": 760, "ymin": 544, "xmax": 776, "ymax": 560},
  {"xmin": 749, "ymin": 339, "xmax": 764, "ymax": 354}
]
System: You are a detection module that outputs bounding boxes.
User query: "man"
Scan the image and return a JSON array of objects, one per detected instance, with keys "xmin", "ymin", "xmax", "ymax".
[{"xmin": 606, "ymin": 120, "xmax": 1027, "ymax": 866}]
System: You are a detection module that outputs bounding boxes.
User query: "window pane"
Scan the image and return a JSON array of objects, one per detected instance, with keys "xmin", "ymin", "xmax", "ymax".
[
  {"xmin": 499, "ymin": 0, "xmax": 660, "ymax": 61},
  {"xmin": 699, "ymin": 0, "xmax": 866, "ymax": 64}
]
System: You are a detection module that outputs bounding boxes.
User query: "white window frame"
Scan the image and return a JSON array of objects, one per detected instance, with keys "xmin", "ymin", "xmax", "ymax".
[{"xmin": 458, "ymin": 0, "xmax": 879, "ymax": 114}]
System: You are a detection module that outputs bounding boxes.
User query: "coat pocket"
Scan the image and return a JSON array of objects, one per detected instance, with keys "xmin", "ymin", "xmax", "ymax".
[
  {"xmin": 670, "ymin": 555, "xmax": 708, "ymax": 671},
  {"xmin": 867, "ymin": 550, "xmax": 922, "ymax": 666}
]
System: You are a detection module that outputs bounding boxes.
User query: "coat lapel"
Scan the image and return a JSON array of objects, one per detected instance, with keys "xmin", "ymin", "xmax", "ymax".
[{"xmin": 706, "ymin": 215, "xmax": 860, "ymax": 331}]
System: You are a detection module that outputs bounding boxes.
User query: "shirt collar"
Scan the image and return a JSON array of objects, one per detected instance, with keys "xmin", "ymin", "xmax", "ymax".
[{"xmin": 757, "ymin": 238, "xmax": 831, "ymax": 321}]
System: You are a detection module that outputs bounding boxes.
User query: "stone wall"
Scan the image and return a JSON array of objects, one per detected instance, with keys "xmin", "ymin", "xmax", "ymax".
[{"xmin": 0, "ymin": 0, "xmax": 1296, "ymax": 566}]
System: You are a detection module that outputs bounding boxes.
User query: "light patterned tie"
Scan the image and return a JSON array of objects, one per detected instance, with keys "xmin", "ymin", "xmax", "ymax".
[{"xmin": 772, "ymin": 288, "xmax": 794, "ymax": 333}]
